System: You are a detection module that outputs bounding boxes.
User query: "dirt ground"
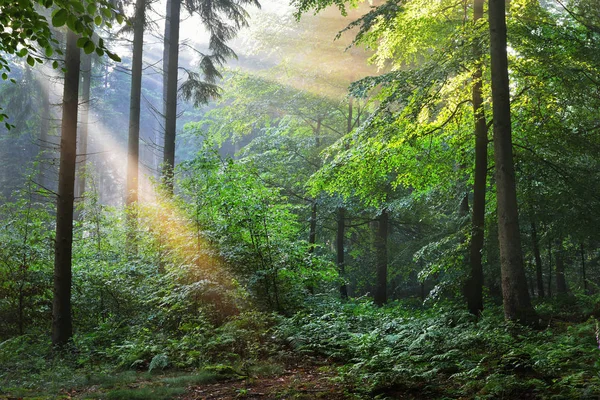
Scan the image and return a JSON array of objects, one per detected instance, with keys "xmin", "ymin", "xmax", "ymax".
[{"xmin": 179, "ymin": 365, "xmax": 352, "ymax": 400}]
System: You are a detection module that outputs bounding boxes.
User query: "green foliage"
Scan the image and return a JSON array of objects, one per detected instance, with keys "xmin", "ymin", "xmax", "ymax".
[{"xmin": 277, "ymin": 298, "xmax": 600, "ymax": 398}]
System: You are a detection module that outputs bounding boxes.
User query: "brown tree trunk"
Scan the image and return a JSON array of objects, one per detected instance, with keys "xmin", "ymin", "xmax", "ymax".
[
  {"xmin": 162, "ymin": 0, "xmax": 180, "ymax": 193},
  {"xmin": 547, "ymin": 240, "xmax": 552, "ymax": 297},
  {"xmin": 465, "ymin": 0, "xmax": 487, "ymax": 317},
  {"xmin": 308, "ymin": 201, "xmax": 317, "ymax": 254},
  {"xmin": 74, "ymin": 51, "xmax": 91, "ymax": 220},
  {"xmin": 52, "ymin": 30, "xmax": 81, "ymax": 346},
  {"xmin": 555, "ymin": 239, "xmax": 568, "ymax": 294},
  {"xmin": 337, "ymin": 207, "xmax": 347, "ymax": 299},
  {"xmin": 126, "ymin": 0, "xmax": 146, "ymax": 250},
  {"xmin": 580, "ymin": 243, "xmax": 587, "ymax": 294},
  {"xmin": 489, "ymin": 0, "xmax": 536, "ymax": 323},
  {"xmin": 39, "ymin": 85, "xmax": 50, "ymax": 188},
  {"xmin": 374, "ymin": 209, "xmax": 388, "ymax": 306},
  {"xmin": 531, "ymin": 220, "xmax": 544, "ymax": 298}
]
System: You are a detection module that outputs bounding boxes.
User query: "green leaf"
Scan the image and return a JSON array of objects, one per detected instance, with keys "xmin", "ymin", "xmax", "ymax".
[
  {"xmin": 83, "ymin": 40, "xmax": 95, "ymax": 54},
  {"xmin": 76, "ymin": 37, "xmax": 88, "ymax": 49},
  {"xmin": 70, "ymin": 1, "xmax": 85, "ymax": 14},
  {"xmin": 52, "ymin": 9, "xmax": 68, "ymax": 27},
  {"xmin": 86, "ymin": 3, "xmax": 97, "ymax": 15},
  {"xmin": 52, "ymin": 60, "xmax": 59, "ymax": 69},
  {"xmin": 95, "ymin": 47, "xmax": 104, "ymax": 57},
  {"xmin": 45, "ymin": 46, "xmax": 53, "ymax": 57},
  {"xmin": 116, "ymin": 13, "xmax": 124, "ymax": 24},
  {"xmin": 94, "ymin": 15, "xmax": 102, "ymax": 26},
  {"xmin": 1, "ymin": 73, "xmax": 7, "ymax": 80},
  {"xmin": 26, "ymin": 55, "xmax": 35, "ymax": 66},
  {"xmin": 16, "ymin": 48, "xmax": 28, "ymax": 57},
  {"xmin": 107, "ymin": 51, "xmax": 121, "ymax": 62}
]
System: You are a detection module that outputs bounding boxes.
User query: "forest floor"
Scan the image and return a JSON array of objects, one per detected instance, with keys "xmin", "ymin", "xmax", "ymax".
[
  {"xmin": 0, "ymin": 362, "xmax": 355, "ymax": 400},
  {"xmin": 178, "ymin": 364, "xmax": 350, "ymax": 400}
]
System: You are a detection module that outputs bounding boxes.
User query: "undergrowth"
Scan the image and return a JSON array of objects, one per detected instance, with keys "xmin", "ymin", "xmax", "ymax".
[{"xmin": 276, "ymin": 295, "xmax": 600, "ymax": 399}]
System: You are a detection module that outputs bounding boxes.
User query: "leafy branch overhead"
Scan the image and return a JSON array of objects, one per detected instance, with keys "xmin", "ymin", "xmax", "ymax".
[{"xmin": 0, "ymin": 0, "xmax": 123, "ymax": 76}]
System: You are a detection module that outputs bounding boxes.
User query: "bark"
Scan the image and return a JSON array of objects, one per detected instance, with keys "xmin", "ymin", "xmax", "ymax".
[
  {"xmin": 39, "ymin": 85, "xmax": 50, "ymax": 188},
  {"xmin": 74, "ymin": 51, "xmax": 91, "ymax": 220},
  {"xmin": 162, "ymin": 0, "xmax": 180, "ymax": 193},
  {"xmin": 465, "ymin": 0, "xmax": 487, "ymax": 317},
  {"xmin": 347, "ymin": 97, "xmax": 353, "ymax": 134},
  {"xmin": 126, "ymin": 0, "xmax": 146, "ymax": 252},
  {"xmin": 555, "ymin": 240, "xmax": 568, "ymax": 294},
  {"xmin": 531, "ymin": 220, "xmax": 544, "ymax": 298},
  {"xmin": 489, "ymin": 0, "xmax": 536, "ymax": 323},
  {"xmin": 126, "ymin": 0, "xmax": 145, "ymax": 207},
  {"xmin": 308, "ymin": 201, "xmax": 317, "ymax": 254},
  {"xmin": 547, "ymin": 240, "xmax": 552, "ymax": 297},
  {"xmin": 374, "ymin": 209, "xmax": 388, "ymax": 306},
  {"xmin": 580, "ymin": 243, "xmax": 587, "ymax": 294},
  {"xmin": 337, "ymin": 207, "xmax": 347, "ymax": 299},
  {"xmin": 52, "ymin": 30, "xmax": 81, "ymax": 346}
]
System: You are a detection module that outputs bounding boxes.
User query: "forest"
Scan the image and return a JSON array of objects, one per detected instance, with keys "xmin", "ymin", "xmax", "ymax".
[{"xmin": 1, "ymin": 0, "xmax": 600, "ymax": 398}]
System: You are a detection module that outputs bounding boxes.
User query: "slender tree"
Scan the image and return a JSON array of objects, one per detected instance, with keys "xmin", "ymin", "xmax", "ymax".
[
  {"xmin": 126, "ymin": 0, "xmax": 146, "ymax": 246},
  {"xmin": 531, "ymin": 220, "xmax": 545, "ymax": 298},
  {"xmin": 162, "ymin": 0, "xmax": 180, "ymax": 192},
  {"xmin": 75, "ymin": 51, "xmax": 92, "ymax": 218},
  {"xmin": 336, "ymin": 206, "xmax": 347, "ymax": 299},
  {"xmin": 488, "ymin": 0, "xmax": 536, "ymax": 323},
  {"xmin": 161, "ymin": 0, "xmax": 260, "ymax": 192},
  {"xmin": 52, "ymin": 30, "xmax": 81, "ymax": 346},
  {"xmin": 465, "ymin": 0, "xmax": 487, "ymax": 317},
  {"xmin": 374, "ymin": 208, "xmax": 388, "ymax": 306}
]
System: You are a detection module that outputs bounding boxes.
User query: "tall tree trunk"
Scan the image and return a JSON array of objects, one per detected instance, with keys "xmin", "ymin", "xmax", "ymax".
[
  {"xmin": 39, "ymin": 83, "xmax": 50, "ymax": 188},
  {"xmin": 337, "ymin": 207, "xmax": 347, "ymax": 299},
  {"xmin": 489, "ymin": 0, "xmax": 536, "ymax": 323},
  {"xmin": 126, "ymin": 0, "xmax": 146, "ymax": 249},
  {"xmin": 555, "ymin": 239, "xmax": 568, "ymax": 294},
  {"xmin": 465, "ymin": 0, "xmax": 487, "ymax": 317},
  {"xmin": 580, "ymin": 243, "xmax": 587, "ymax": 294},
  {"xmin": 52, "ymin": 30, "xmax": 81, "ymax": 346},
  {"xmin": 531, "ymin": 220, "xmax": 544, "ymax": 298},
  {"xmin": 74, "ymin": 51, "xmax": 92, "ymax": 220},
  {"xmin": 547, "ymin": 240, "xmax": 552, "ymax": 297},
  {"xmin": 308, "ymin": 201, "xmax": 317, "ymax": 254},
  {"xmin": 162, "ymin": 0, "xmax": 180, "ymax": 193},
  {"xmin": 374, "ymin": 209, "xmax": 388, "ymax": 306}
]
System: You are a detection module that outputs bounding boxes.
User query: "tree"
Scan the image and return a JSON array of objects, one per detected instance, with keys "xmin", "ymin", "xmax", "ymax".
[
  {"xmin": 125, "ymin": 0, "xmax": 147, "ymax": 249},
  {"xmin": 464, "ymin": 0, "xmax": 487, "ymax": 317},
  {"xmin": 488, "ymin": 0, "xmax": 536, "ymax": 323},
  {"xmin": 75, "ymin": 50, "xmax": 92, "ymax": 217},
  {"xmin": 161, "ymin": 0, "xmax": 260, "ymax": 192},
  {"xmin": 52, "ymin": 29, "xmax": 80, "ymax": 346}
]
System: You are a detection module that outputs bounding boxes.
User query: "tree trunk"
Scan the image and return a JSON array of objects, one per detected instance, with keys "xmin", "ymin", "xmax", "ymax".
[
  {"xmin": 374, "ymin": 209, "xmax": 388, "ymax": 306},
  {"xmin": 337, "ymin": 207, "xmax": 347, "ymax": 299},
  {"xmin": 308, "ymin": 201, "xmax": 317, "ymax": 254},
  {"xmin": 52, "ymin": 30, "xmax": 81, "ymax": 346},
  {"xmin": 74, "ymin": 51, "xmax": 91, "ymax": 220},
  {"xmin": 531, "ymin": 220, "xmax": 544, "ymax": 298},
  {"xmin": 580, "ymin": 243, "xmax": 587, "ymax": 294},
  {"xmin": 39, "ymin": 85, "xmax": 50, "ymax": 188},
  {"xmin": 489, "ymin": 0, "xmax": 536, "ymax": 323},
  {"xmin": 126, "ymin": 0, "xmax": 146, "ymax": 250},
  {"xmin": 162, "ymin": 0, "xmax": 180, "ymax": 193},
  {"xmin": 465, "ymin": 0, "xmax": 487, "ymax": 317},
  {"xmin": 555, "ymin": 240, "xmax": 568, "ymax": 294},
  {"xmin": 547, "ymin": 239, "xmax": 552, "ymax": 297}
]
